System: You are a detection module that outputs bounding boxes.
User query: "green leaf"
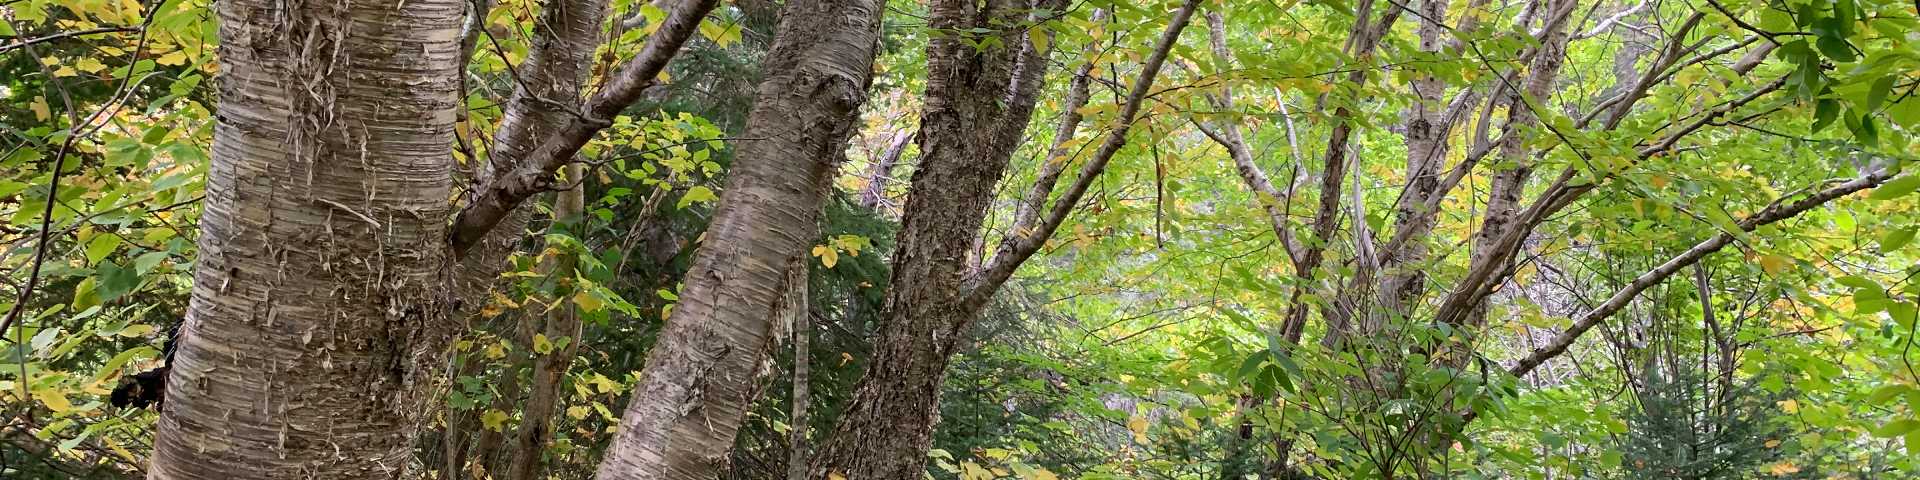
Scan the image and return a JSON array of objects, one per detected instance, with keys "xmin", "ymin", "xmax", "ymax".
[
  {"xmin": 95, "ymin": 261, "xmax": 140, "ymax": 303},
  {"xmin": 676, "ymin": 185, "xmax": 717, "ymax": 209},
  {"xmin": 1811, "ymin": 98, "xmax": 1839, "ymax": 133},
  {"xmin": 1880, "ymin": 227, "xmax": 1916, "ymax": 253},
  {"xmin": 85, "ymin": 234, "xmax": 122, "ymax": 264},
  {"xmin": 1871, "ymin": 418, "xmax": 1920, "ymax": 438},
  {"xmin": 134, "ymin": 251, "xmax": 171, "ymax": 274},
  {"xmin": 1835, "ymin": 275, "xmax": 1881, "ymax": 291},
  {"xmin": 1871, "ymin": 175, "xmax": 1920, "ymax": 200},
  {"xmin": 1866, "ymin": 75, "xmax": 1894, "ymax": 113},
  {"xmin": 1816, "ymin": 35, "xmax": 1855, "ymax": 63}
]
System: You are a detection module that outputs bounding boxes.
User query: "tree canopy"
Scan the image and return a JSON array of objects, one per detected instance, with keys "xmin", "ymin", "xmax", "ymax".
[{"xmin": 3, "ymin": 0, "xmax": 1919, "ymax": 478}]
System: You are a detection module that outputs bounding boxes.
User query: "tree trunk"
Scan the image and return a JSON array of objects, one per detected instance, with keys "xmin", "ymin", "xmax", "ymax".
[
  {"xmin": 505, "ymin": 167, "xmax": 589, "ymax": 480},
  {"xmin": 592, "ymin": 0, "xmax": 885, "ymax": 477},
  {"xmin": 149, "ymin": 0, "xmax": 462, "ymax": 476},
  {"xmin": 1460, "ymin": 0, "xmax": 1575, "ymax": 331},
  {"xmin": 807, "ymin": 1, "xmax": 1057, "ymax": 477},
  {"xmin": 784, "ymin": 274, "xmax": 812, "ymax": 480},
  {"xmin": 812, "ymin": 2, "xmax": 1197, "ymax": 478},
  {"xmin": 856, "ymin": 130, "xmax": 912, "ymax": 210}
]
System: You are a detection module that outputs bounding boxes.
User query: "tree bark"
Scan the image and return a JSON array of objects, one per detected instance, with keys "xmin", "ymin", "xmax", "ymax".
[
  {"xmin": 592, "ymin": 0, "xmax": 885, "ymax": 477},
  {"xmin": 784, "ymin": 274, "xmax": 812, "ymax": 480},
  {"xmin": 856, "ymin": 130, "xmax": 912, "ymax": 210},
  {"xmin": 811, "ymin": 2, "xmax": 1197, "ymax": 478},
  {"xmin": 505, "ymin": 167, "xmax": 589, "ymax": 480},
  {"xmin": 149, "ymin": 0, "xmax": 462, "ymax": 476}
]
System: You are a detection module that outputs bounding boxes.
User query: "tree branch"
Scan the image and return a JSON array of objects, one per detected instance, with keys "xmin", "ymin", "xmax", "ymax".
[
  {"xmin": 966, "ymin": 0, "xmax": 1201, "ymax": 309},
  {"xmin": 447, "ymin": 0, "xmax": 719, "ymax": 256},
  {"xmin": 1504, "ymin": 169, "xmax": 1895, "ymax": 379}
]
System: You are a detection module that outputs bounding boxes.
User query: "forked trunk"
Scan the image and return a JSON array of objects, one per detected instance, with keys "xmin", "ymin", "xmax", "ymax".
[{"xmin": 149, "ymin": 0, "xmax": 462, "ymax": 477}]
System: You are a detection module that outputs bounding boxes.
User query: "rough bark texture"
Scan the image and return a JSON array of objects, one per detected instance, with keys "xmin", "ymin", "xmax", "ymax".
[
  {"xmin": 811, "ymin": 2, "xmax": 1196, "ymax": 479},
  {"xmin": 150, "ymin": 0, "xmax": 462, "ymax": 476},
  {"xmin": 592, "ymin": 0, "xmax": 885, "ymax": 477},
  {"xmin": 806, "ymin": 2, "xmax": 1062, "ymax": 478},
  {"xmin": 1459, "ymin": 0, "xmax": 1574, "ymax": 331},
  {"xmin": 1374, "ymin": 0, "xmax": 1455, "ymax": 321}
]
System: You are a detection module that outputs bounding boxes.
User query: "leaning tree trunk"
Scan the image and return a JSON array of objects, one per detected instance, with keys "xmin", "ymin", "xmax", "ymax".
[
  {"xmin": 592, "ymin": 0, "xmax": 886, "ymax": 477},
  {"xmin": 149, "ymin": 0, "xmax": 462, "ymax": 477},
  {"xmin": 811, "ymin": 1, "xmax": 1200, "ymax": 478},
  {"xmin": 807, "ymin": 1, "xmax": 1056, "ymax": 478}
]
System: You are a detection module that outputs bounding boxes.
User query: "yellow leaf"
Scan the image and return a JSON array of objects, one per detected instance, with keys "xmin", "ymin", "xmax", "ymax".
[
  {"xmin": 75, "ymin": 57, "xmax": 106, "ymax": 73},
  {"xmin": 36, "ymin": 389, "xmax": 73, "ymax": 412},
  {"xmin": 1127, "ymin": 415, "xmax": 1149, "ymax": 443},
  {"xmin": 961, "ymin": 462, "xmax": 994, "ymax": 480},
  {"xmin": 1778, "ymin": 399, "xmax": 1799, "ymax": 414},
  {"xmin": 39, "ymin": 56, "xmax": 59, "ymax": 66},
  {"xmin": 31, "ymin": 96, "xmax": 50, "ymax": 121},
  {"xmin": 117, "ymin": 324, "xmax": 155, "ymax": 337},
  {"xmin": 54, "ymin": 66, "xmax": 78, "ymax": 77},
  {"xmin": 1766, "ymin": 461, "xmax": 1800, "ymax": 475},
  {"xmin": 1758, "ymin": 255, "xmax": 1789, "ymax": 275},
  {"xmin": 567, "ymin": 405, "xmax": 590, "ymax": 420},
  {"xmin": 574, "ymin": 290, "xmax": 605, "ymax": 312},
  {"xmin": 481, "ymin": 409, "xmax": 510, "ymax": 431},
  {"xmin": 533, "ymin": 333, "xmax": 553, "ymax": 355},
  {"xmin": 1028, "ymin": 467, "xmax": 1060, "ymax": 480},
  {"xmin": 827, "ymin": 473, "xmax": 847, "ymax": 480},
  {"xmin": 812, "ymin": 245, "xmax": 838, "ymax": 268},
  {"xmin": 156, "ymin": 51, "xmax": 188, "ymax": 66},
  {"xmin": 485, "ymin": 340, "xmax": 508, "ymax": 359},
  {"xmin": 591, "ymin": 373, "xmax": 620, "ymax": 394},
  {"xmin": 1764, "ymin": 439, "xmax": 1781, "ymax": 448}
]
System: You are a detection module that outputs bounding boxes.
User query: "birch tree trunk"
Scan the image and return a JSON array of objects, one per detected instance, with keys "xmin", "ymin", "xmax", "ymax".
[
  {"xmin": 149, "ymin": 0, "xmax": 463, "ymax": 476},
  {"xmin": 592, "ymin": 0, "xmax": 885, "ymax": 476}
]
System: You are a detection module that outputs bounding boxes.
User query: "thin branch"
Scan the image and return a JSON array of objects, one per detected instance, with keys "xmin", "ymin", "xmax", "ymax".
[{"xmin": 966, "ymin": 0, "xmax": 1202, "ymax": 309}]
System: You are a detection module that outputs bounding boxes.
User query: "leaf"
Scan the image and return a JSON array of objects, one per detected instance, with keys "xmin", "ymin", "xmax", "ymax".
[
  {"xmin": 155, "ymin": 51, "xmax": 188, "ymax": 66},
  {"xmin": 1871, "ymin": 418, "xmax": 1920, "ymax": 437},
  {"xmin": 134, "ymin": 251, "xmax": 170, "ymax": 274},
  {"xmin": 86, "ymin": 234, "xmax": 122, "ymax": 264},
  {"xmin": 1757, "ymin": 255, "xmax": 1789, "ymax": 275},
  {"xmin": 811, "ymin": 245, "xmax": 838, "ymax": 268},
  {"xmin": 1867, "ymin": 75, "xmax": 1894, "ymax": 112},
  {"xmin": 1870, "ymin": 175, "xmax": 1920, "ymax": 200},
  {"xmin": 1127, "ymin": 415, "xmax": 1149, "ymax": 443},
  {"xmin": 96, "ymin": 261, "xmax": 140, "ymax": 302},
  {"xmin": 30, "ymin": 96, "xmax": 50, "ymax": 121},
  {"xmin": 1881, "ymin": 227, "xmax": 1917, "ymax": 253},
  {"xmin": 1836, "ymin": 275, "xmax": 1881, "ymax": 291},
  {"xmin": 533, "ymin": 333, "xmax": 553, "ymax": 355},
  {"xmin": 35, "ymin": 389, "xmax": 74, "ymax": 413},
  {"xmin": 1811, "ymin": 98, "xmax": 1840, "ymax": 133},
  {"xmin": 573, "ymin": 291, "xmax": 605, "ymax": 313},
  {"xmin": 676, "ymin": 186, "xmax": 716, "ymax": 209},
  {"xmin": 566, "ymin": 405, "xmax": 590, "ymax": 420},
  {"xmin": 481, "ymin": 409, "xmax": 510, "ymax": 432},
  {"xmin": 1815, "ymin": 35, "xmax": 1855, "ymax": 63}
]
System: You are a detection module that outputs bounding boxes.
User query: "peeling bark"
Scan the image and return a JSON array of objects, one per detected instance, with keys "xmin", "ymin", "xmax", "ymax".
[
  {"xmin": 150, "ymin": 0, "xmax": 463, "ymax": 476},
  {"xmin": 592, "ymin": 0, "xmax": 885, "ymax": 477}
]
